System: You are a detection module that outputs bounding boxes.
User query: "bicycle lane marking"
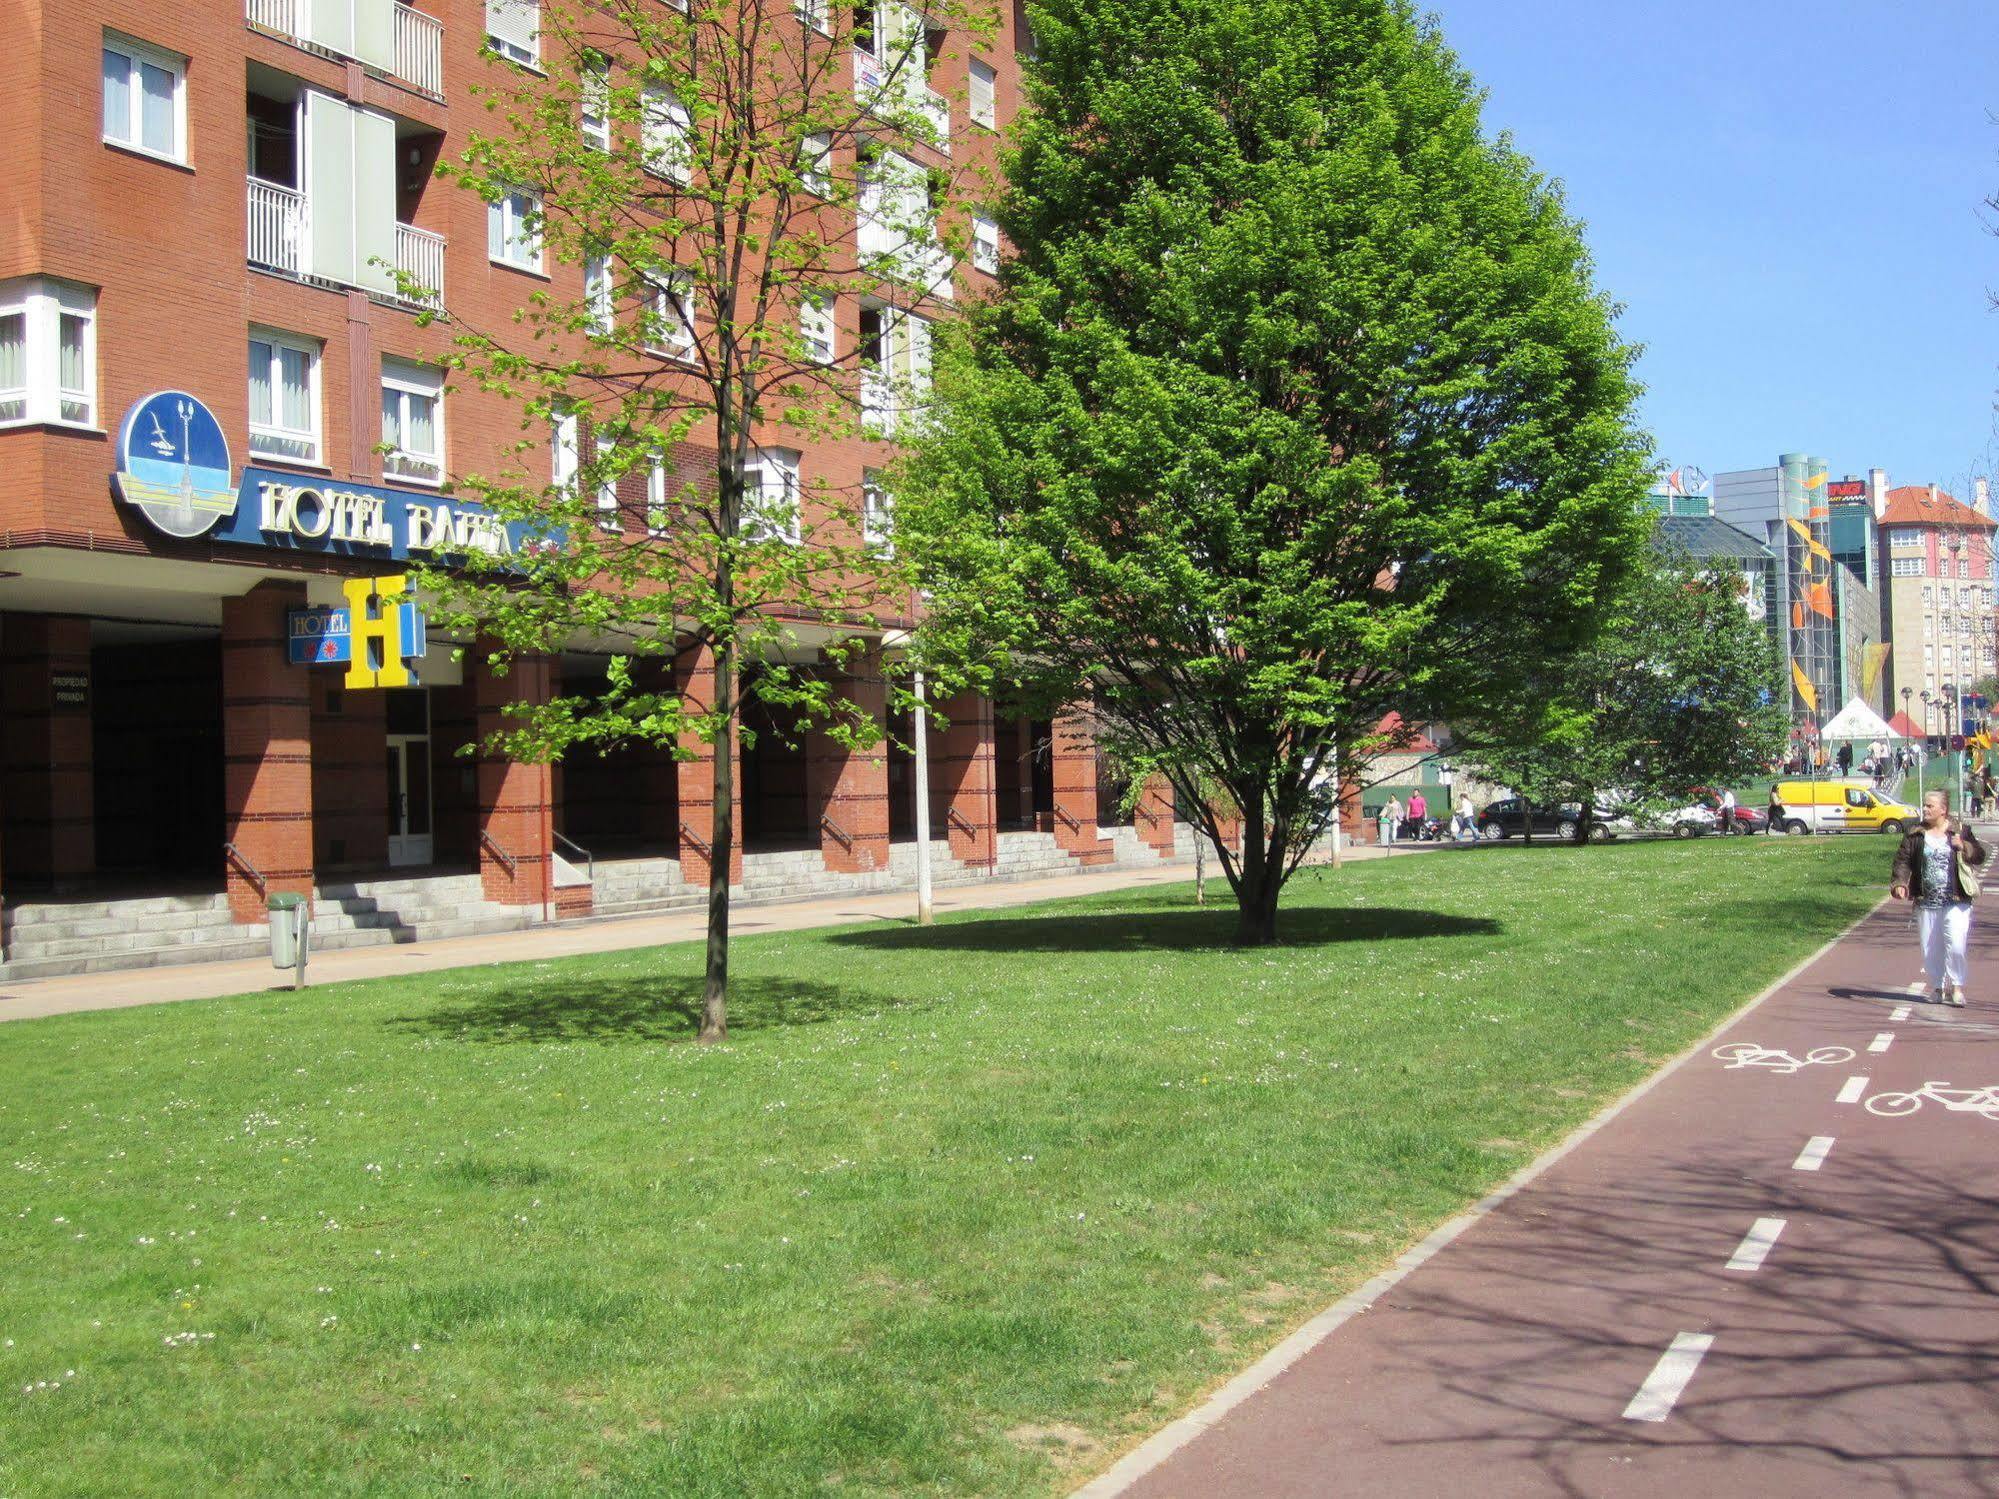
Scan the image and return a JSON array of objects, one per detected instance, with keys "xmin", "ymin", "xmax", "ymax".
[
  {"xmin": 1622, "ymin": 1333, "xmax": 1716, "ymax": 1423},
  {"xmin": 1724, "ymin": 1217, "xmax": 1787, "ymax": 1272},
  {"xmin": 1836, "ymin": 1075, "xmax": 1869, "ymax": 1103},
  {"xmin": 1792, "ymin": 1136, "xmax": 1835, "ymax": 1170}
]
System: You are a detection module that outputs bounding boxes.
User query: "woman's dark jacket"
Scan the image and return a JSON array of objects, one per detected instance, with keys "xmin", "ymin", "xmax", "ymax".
[{"xmin": 1891, "ymin": 825, "xmax": 1987, "ymax": 903}]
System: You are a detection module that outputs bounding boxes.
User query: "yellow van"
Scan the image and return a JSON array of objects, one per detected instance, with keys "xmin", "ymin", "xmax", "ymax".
[{"xmin": 1772, "ymin": 780, "xmax": 1916, "ymax": 835}]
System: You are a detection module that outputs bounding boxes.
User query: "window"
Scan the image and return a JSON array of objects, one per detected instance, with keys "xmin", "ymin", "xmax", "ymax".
[
  {"xmin": 1961, "ymin": 558, "xmax": 1973, "ymax": 578},
  {"xmin": 581, "ymin": 55, "xmax": 611, "ymax": 151},
  {"xmin": 485, "ymin": 0, "xmax": 539, "ymax": 66},
  {"xmin": 380, "ymin": 359, "xmax": 444, "ymax": 485},
  {"xmin": 968, "ymin": 58, "xmax": 996, "ymax": 128},
  {"xmin": 0, "ymin": 279, "xmax": 96, "ymax": 428},
  {"xmin": 584, "ymin": 251, "xmax": 614, "ymax": 334},
  {"xmin": 798, "ymin": 131, "xmax": 832, "ymax": 195},
  {"xmin": 1889, "ymin": 527, "xmax": 1922, "ymax": 548},
  {"xmin": 858, "ymin": 305, "xmax": 930, "ymax": 434},
  {"xmin": 794, "ymin": 0, "xmax": 831, "ymax": 34},
  {"xmin": 488, "ymin": 185, "xmax": 543, "ymax": 272},
  {"xmin": 1891, "ymin": 556, "xmax": 1924, "ymax": 578},
  {"xmin": 248, "ymin": 330, "xmax": 322, "ymax": 464},
  {"xmin": 971, "ymin": 213, "xmax": 1000, "ymax": 274},
  {"xmin": 1922, "ymin": 585, "xmax": 1934, "ymax": 605},
  {"xmin": 799, "ymin": 292, "xmax": 836, "ymax": 363},
  {"xmin": 594, "ymin": 434, "xmax": 622, "ymax": 531},
  {"xmin": 647, "ymin": 455, "xmax": 671, "ymax": 536},
  {"xmin": 743, "ymin": 447, "xmax": 801, "ymax": 543},
  {"xmin": 102, "ymin": 33, "xmax": 186, "ymax": 163},
  {"xmin": 644, "ymin": 272, "xmax": 696, "ymax": 359},
  {"xmin": 857, "ymin": 147, "xmax": 947, "ymax": 292},
  {"xmin": 642, "ymin": 84, "xmax": 692, "ymax": 184},
  {"xmin": 551, "ymin": 407, "xmax": 580, "ymax": 493},
  {"xmin": 863, "ymin": 470, "xmax": 894, "ymax": 553}
]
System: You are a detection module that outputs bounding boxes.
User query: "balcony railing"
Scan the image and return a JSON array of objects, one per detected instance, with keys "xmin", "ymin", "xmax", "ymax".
[
  {"xmin": 853, "ymin": 49, "xmax": 950, "ymax": 153},
  {"xmin": 247, "ymin": 178, "xmax": 307, "ymax": 276},
  {"xmin": 245, "ymin": 0, "xmax": 443, "ymax": 98},
  {"xmin": 395, "ymin": 222, "xmax": 446, "ymax": 309},
  {"xmin": 394, "ymin": 4, "xmax": 444, "ymax": 96}
]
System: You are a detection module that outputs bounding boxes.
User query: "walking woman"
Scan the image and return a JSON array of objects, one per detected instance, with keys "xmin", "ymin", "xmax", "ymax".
[{"xmin": 1890, "ymin": 790, "xmax": 1986, "ymax": 1007}]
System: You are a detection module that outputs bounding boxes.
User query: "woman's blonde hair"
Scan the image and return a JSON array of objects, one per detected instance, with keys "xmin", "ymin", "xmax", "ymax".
[{"xmin": 1924, "ymin": 788, "xmax": 1950, "ymax": 811}]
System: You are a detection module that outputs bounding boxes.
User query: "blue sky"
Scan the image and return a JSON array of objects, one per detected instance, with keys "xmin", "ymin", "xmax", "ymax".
[{"xmin": 1436, "ymin": 0, "xmax": 1999, "ymax": 492}]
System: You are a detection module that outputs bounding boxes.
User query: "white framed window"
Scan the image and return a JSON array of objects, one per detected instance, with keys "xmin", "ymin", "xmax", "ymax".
[
  {"xmin": 551, "ymin": 407, "xmax": 580, "ymax": 493},
  {"xmin": 488, "ymin": 184, "xmax": 543, "ymax": 272},
  {"xmin": 593, "ymin": 433, "xmax": 622, "ymax": 531},
  {"xmin": 1889, "ymin": 527, "xmax": 1922, "ymax": 548},
  {"xmin": 647, "ymin": 454, "xmax": 671, "ymax": 536},
  {"xmin": 642, "ymin": 83, "xmax": 692, "ymax": 184},
  {"xmin": 581, "ymin": 55, "xmax": 612, "ymax": 151},
  {"xmin": 1961, "ymin": 558, "xmax": 1973, "ymax": 578},
  {"xmin": 1922, "ymin": 585, "xmax": 1934, "ymax": 605},
  {"xmin": 248, "ymin": 329, "xmax": 322, "ymax": 465},
  {"xmin": 859, "ymin": 304, "xmax": 931, "ymax": 435},
  {"xmin": 0, "ymin": 278, "xmax": 96, "ymax": 429},
  {"xmin": 971, "ymin": 213, "xmax": 1000, "ymax": 274},
  {"xmin": 485, "ymin": 0, "xmax": 540, "ymax": 66},
  {"xmin": 102, "ymin": 33, "xmax": 186, "ymax": 163},
  {"xmin": 794, "ymin": 0, "xmax": 832, "ymax": 34},
  {"xmin": 799, "ymin": 291, "xmax": 836, "ymax": 363},
  {"xmin": 380, "ymin": 358, "xmax": 444, "ymax": 485},
  {"xmin": 798, "ymin": 131, "xmax": 832, "ymax": 196},
  {"xmin": 584, "ymin": 251, "xmax": 614, "ymax": 334},
  {"xmin": 1891, "ymin": 556, "xmax": 1924, "ymax": 578},
  {"xmin": 743, "ymin": 447, "xmax": 801, "ymax": 543},
  {"xmin": 862, "ymin": 469, "xmax": 894, "ymax": 554},
  {"xmin": 644, "ymin": 272, "xmax": 697, "ymax": 360},
  {"xmin": 968, "ymin": 58, "xmax": 996, "ymax": 128}
]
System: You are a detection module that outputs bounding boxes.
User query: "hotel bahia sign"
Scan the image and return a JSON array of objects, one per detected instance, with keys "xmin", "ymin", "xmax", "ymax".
[{"xmin": 112, "ymin": 390, "xmax": 530, "ymax": 561}]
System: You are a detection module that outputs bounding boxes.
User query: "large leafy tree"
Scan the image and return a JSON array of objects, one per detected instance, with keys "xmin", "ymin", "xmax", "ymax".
[
  {"xmin": 421, "ymin": 0, "xmax": 990, "ymax": 1039},
  {"xmin": 1461, "ymin": 544, "xmax": 1790, "ymax": 837},
  {"xmin": 895, "ymin": 0, "xmax": 1651, "ymax": 942}
]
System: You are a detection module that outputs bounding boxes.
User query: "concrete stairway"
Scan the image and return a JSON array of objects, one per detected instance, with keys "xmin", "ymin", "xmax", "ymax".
[
  {"xmin": 0, "ymin": 893, "xmax": 265, "ymax": 981},
  {"xmin": 310, "ymin": 872, "xmax": 534, "ymax": 948}
]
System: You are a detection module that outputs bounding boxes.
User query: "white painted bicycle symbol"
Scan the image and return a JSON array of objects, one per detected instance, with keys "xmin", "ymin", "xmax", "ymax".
[
  {"xmin": 1711, "ymin": 1043, "xmax": 1857, "ymax": 1074},
  {"xmin": 1863, "ymin": 1082, "xmax": 1999, "ymax": 1121}
]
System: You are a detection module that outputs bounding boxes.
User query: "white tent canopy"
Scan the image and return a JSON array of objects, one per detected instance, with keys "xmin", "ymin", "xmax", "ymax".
[{"xmin": 1821, "ymin": 697, "xmax": 1897, "ymax": 741}]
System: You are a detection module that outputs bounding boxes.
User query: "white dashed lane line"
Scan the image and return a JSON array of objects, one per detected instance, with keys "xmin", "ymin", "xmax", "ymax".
[
  {"xmin": 1792, "ymin": 1136, "xmax": 1835, "ymax": 1171},
  {"xmin": 1836, "ymin": 1075, "xmax": 1869, "ymax": 1104},
  {"xmin": 1622, "ymin": 1333, "xmax": 1716, "ymax": 1422},
  {"xmin": 1890, "ymin": 1005, "xmax": 1912, "ymax": 1022},
  {"xmin": 1725, "ymin": 1217, "xmax": 1787, "ymax": 1272},
  {"xmin": 1868, "ymin": 1033, "xmax": 1896, "ymax": 1054}
]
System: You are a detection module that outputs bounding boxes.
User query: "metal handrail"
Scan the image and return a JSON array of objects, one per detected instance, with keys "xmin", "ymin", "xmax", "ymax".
[
  {"xmin": 223, "ymin": 842, "xmax": 268, "ymax": 899},
  {"xmin": 552, "ymin": 830, "xmax": 593, "ymax": 885},
  {"xmin": 819, "ymin": 813, "xmax": 852, "ymax": 849},
  {"xmin": 678, "ymin": 820, "xmax": 713, "ymax": 860},
  {"xmin": 478, "ymin": 828, "xmax": 518, "ymax": 878},
  {"xmin": 1053, "ymin": 805, "xmax": 1083, "ymax": 834},
  {"xmin": 945, "ymin": 806, "xmax": 977, "ymax": 839}
]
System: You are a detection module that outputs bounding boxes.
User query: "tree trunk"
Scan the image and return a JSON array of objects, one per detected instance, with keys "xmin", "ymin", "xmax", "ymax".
[
  {"xmin": 1232, "ymin": 809, "xmax": 1283, "ymax": 945},
  {"xmin": 699, "ymin": 639, "xmax": 737, "ymax": 1044}
]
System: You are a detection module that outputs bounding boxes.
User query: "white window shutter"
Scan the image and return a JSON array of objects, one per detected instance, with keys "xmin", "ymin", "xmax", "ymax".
[
  {"xmin": 306, "ymin": 0, "xmax": 357, "ymax": 60},
  {"xmin": 350, "ymin": 108, "xmax": 398, "ymax": 295},
  {"xmin": 304, "ymin": 92, "xmax": 357, "ymax": 287},
  {"xmin": 353, "ymin": 0, "xmax": 397, "ymax": 71},
  {"xmin": 905, "ymin": 314, "xmax": 931, "ymax": 401}
]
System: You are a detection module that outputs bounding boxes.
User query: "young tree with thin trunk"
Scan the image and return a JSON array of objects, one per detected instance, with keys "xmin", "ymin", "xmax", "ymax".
[
  {"xmin": 894, "ymin": 0, "xmax": 1650, "ymax": 944},
  {"xmin": 420, "ymin": 0, "xmax": 992, "ymax": 1040}
]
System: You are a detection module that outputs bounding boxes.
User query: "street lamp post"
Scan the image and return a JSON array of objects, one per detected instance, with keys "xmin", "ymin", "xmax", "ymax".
[
  {"xmin": 1922, "ymin": 689, "xmax": 1935, "ymax": 799},
  {"xmin": 1901, "ymin": 685, "xmax": 1914, "ymax": 790}
]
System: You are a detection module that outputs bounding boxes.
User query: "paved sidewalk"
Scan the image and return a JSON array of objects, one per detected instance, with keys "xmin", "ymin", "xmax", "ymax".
[
  {"xmin": 0, "ymin": 841, "xmax": 1415, "ymax": 1025},
  {"xmin": 1091, "ymin": 891, "xmax": 1999, "ymax": 1498}
]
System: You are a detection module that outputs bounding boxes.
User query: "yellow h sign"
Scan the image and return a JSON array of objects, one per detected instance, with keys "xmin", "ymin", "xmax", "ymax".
[{"xmin": 342, "ymin": 575, "xmax": 414, "ymax": 690}]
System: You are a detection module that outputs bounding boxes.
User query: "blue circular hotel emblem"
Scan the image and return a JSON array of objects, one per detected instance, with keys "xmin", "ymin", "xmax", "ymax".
[{"xmin": 114, "ymin": 391, "xmax": 237, "ymax": 540}]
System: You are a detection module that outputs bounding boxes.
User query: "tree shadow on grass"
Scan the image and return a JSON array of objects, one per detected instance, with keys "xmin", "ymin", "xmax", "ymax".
[
  {"xmin": 824, "ymin": 906, "xmax": 1501, "ymax": 954},
  {"xmin": 387, "ymin": 974, "xmax": 914, "ymax": 1045}
]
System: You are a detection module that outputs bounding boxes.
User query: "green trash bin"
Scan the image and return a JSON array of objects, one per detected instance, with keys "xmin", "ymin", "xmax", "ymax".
[{"xmin": 268, "ymin": 892, "xmax": 308, "ymax": 984}]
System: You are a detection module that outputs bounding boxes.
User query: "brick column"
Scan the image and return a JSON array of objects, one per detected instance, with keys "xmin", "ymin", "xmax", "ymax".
[
  {"xmin": 1137, "ymin": 772, "xmax": 1177, "ymax": 857},
  {"xmin": 220, "ymin": 584, "xmax": 314, "ymax": 923},
  {"xmin": 473, "ymin": 650, "xmax": 555, "ymax": 909},
  {"xmin": 674, "ymin": 642, "xmax": 743, "ymax": 886},
  {"xmin": 0, "ymin": 614, "xmax": 95, "ymax": 891},
  {"xmin": 1051, "ymin": 705, "xmax": 1110, "ymax": 865},
  {"xmin": 936, "ymin": 691, "xmax": 997, "ymax": 868},
  {"xmin": 809, "ymin": 652, "xmax": 890, "ymax": 873}
]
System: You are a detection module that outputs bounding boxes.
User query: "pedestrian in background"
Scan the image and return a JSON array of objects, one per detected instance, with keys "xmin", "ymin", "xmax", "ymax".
[
  {"xmin": 1718, "ymin": 786, "xmax": 1738, "ymax": 834},
  {"xmin": 1766, "ymin": 784, "xmax": 1784, "ymax": 835},
  {"xmin": 1380, "ymin": 796, "xmax": 1401, "ymax": 848},
  {"xmin": 1890, "ymin": 790, "xmax": 1985, "ymax": 1007},
  {"xmin": 1407, "ymin": 789, "xmax": 1427, "ymax": 838}
]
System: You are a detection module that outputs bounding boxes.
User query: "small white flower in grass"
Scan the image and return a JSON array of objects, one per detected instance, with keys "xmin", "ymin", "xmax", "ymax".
[{"xmin": 411, "ymin": 1342, "xmax": 421, "ymax": 1352}]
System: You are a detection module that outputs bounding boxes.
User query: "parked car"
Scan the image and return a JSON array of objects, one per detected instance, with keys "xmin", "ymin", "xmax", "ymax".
[
  {"xmin": 1665, "ymin": 795, "xmax": 1768, "ymax": 837},
  {"xmin": 1478, "ymin": 798, "xmax": 1621, "ymax": 843},
  {"xmin": 1770, "ymin": 780, "xmax": 1916, "ymax": 836}
]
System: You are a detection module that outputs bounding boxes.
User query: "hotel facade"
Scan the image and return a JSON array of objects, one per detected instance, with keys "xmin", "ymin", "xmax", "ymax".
[{"xmin": 0, "ymin": 0, "xmax": 1197, "ymax": 978}]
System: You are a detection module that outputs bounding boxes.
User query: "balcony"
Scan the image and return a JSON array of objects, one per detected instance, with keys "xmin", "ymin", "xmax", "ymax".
[
  {"xmin": 853, "ymin": 49, "xmax": 950, "ymax": 152},
  {"xmin": 395, "ymin": 222, "xmax": 445, "ymax": 309},
  {"xmin": 245, "ymin": 0, "xmax": 444, "ymax": 99},
  {"xmin": 247, "ymin": 177, "xmax": 307, "ymax": 276}
]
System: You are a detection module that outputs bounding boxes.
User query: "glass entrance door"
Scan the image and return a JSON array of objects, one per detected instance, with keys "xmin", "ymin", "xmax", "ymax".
[{"xmin": 385, "ymin": 737, "xmax": 433, "ymax": 865}]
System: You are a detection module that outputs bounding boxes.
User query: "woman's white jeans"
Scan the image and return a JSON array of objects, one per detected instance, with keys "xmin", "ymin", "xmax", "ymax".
[{"xmin": 1918, "ymin": 902, "xmax": 1973, "ymax": 990}]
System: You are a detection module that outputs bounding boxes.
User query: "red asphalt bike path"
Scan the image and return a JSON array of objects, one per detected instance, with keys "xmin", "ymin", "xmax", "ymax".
[{"xmin": 1114, "ymin": 894, "xmax": 1999, "ymax": 1498}]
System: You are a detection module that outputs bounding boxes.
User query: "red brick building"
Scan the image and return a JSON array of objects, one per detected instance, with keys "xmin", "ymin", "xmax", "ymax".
[{"xmin": 0, "ymin": 0, "xmax": 1193, "ymax": 977}]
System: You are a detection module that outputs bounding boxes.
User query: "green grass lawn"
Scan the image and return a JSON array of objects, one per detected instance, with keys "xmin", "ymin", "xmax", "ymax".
[{"xmin": 0, "ymin": 838, "xmax": 1889, "ymax": 1496}]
